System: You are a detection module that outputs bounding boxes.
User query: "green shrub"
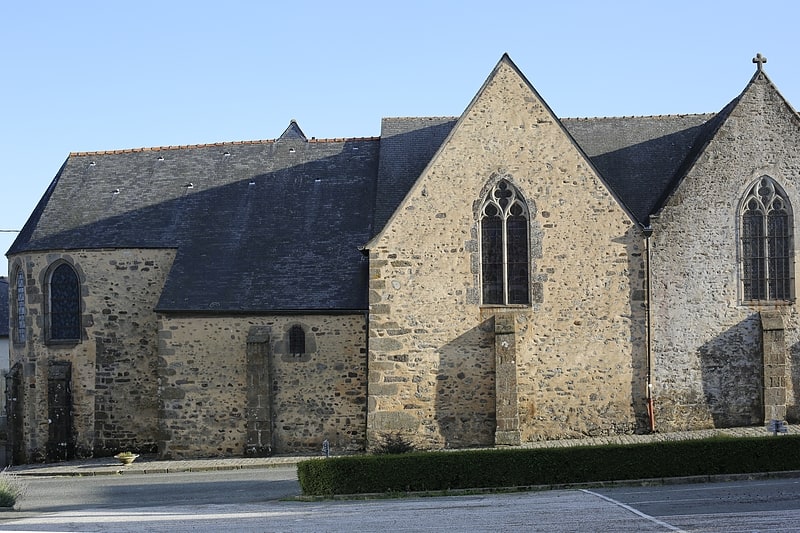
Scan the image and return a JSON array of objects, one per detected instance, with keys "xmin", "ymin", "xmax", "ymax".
[
  {"xmin": 373, "ymin": 432, "xmax": 416, "ymax": 455},
  {"xmin": 0, "ymin": 469, "xmax": 25, "ymax": 508},
  {"xmin": 297, "ymin": 435, "xmax": 800, "ymax": 496}
]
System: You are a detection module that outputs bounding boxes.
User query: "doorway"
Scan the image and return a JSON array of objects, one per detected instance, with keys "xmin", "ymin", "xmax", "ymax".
[{"xmin": 47, "ymin": 361, "xmax": 74, "ymax": 461}]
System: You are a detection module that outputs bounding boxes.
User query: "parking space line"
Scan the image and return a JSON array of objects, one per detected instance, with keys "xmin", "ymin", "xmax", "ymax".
[{"xmin": 581, "ymin": 489, "xmax": 686, "ymax": 532}]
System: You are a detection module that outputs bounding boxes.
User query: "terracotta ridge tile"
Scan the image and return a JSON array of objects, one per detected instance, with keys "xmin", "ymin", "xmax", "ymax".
[
  {"xmin": 562, "ymin": 113, "xmax": 714, "ymax": 122},
  {"xmin": 70, "ymin": 135, "xmax": 380, "ymax": 157}
]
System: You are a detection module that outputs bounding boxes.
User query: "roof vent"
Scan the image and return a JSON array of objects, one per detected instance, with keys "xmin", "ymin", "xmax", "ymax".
[
  {"xmin": 289, "ymin": 147, "xmax": 296, "ymax": 153},
  {"xmin": 223, "ymin": 151, "xmax": 231, "ymax": 157},
  {"xmin": 249, "ymin": 180, "xmax": 256, "ymax": 186},
  {"xmin": 158, "ymin": 156, "xmax": 165, "ymax": 161},
  {"xmin": 185, "ymin": 182, "xmax": 194, "ymax": 189},
  {"xmin": 112, "ymin": 188, "xmax": 120, "ymax": 195},
  {"xmin": 89, "ymin": 161, "xmax": 96, "ymax": 166}
]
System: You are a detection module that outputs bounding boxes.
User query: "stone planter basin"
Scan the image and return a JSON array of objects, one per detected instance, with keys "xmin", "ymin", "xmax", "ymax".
[{"xmin": 114, "ymin": 453, "xmax": 139, "ymax": 466}]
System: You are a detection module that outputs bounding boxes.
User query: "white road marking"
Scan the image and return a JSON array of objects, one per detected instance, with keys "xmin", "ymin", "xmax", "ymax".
[{"xmin": 581, "ymin": 489, "xmax": 687, "ymax": 532}]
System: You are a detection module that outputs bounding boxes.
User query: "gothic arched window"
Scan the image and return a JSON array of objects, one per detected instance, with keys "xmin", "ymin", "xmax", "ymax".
[
  {"xmin": 480, "ymin": 180, "xmax": 530, "ymax": 305},
  {"xmin": 740, "ymin": 177, "xmax": 793, "ymax": 302},
  {"xmin": 49, "ymin": 263, "xmax": 81, "ymax": 341},
  {"xmin": 289, "ymin": 325, "xmax": 305, "ymax": 356},
  {"xmin": 14, "ymin": 269, "xmax": 26, "ymax": 344}
]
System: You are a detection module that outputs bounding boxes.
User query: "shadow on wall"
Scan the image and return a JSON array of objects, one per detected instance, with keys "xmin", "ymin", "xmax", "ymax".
[
  {"xmin": 619, "ymin": 226, "xmax": 651, "ymax": 434},
  {"xmin": 434, "ymin": 319, "xmax": 496, "ymax": 448},
  {"xmin": 788, "ymin": 341, "xmax": 800, "ymax": 423},
  {"xmin": 697, "ymin": 314, "xmax": 763, "ymax": 427}
]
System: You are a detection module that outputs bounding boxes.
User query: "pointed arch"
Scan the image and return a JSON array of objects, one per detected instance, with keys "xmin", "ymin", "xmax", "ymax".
[
  {"xmin": 11, "ymin": 264, "xmax": 26, "ymax": 344},
  {"xmin": 47, "ymin": 262, "xmax": 82, "ymax": 342},
  {"xmin": 480, "ymin": 179, "xmax": 530, "ymax": 305},
  {"xmin": 740, "ymin": 176, "xmax": 794, "ymax": 302}
]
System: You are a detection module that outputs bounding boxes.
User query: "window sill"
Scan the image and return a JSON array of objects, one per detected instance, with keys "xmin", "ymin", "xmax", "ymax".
[
  {"xmin": 45, "ymin": 339, "xmax": 81, "ymax": 347},
  {"xmin": 741, "ymin": 300, "xmax": 794, "ymax": 307}
]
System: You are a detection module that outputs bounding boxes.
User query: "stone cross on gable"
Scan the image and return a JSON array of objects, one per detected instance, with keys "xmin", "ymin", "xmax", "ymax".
[{"xmin": 753, "ymin": 53, "xmax": 767, "ymax": 71}]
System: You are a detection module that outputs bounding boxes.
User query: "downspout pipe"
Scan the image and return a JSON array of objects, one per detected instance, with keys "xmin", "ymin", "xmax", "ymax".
[{"xmin": 642, "ymin": 224, "xmax": 656, "ymax": 433}]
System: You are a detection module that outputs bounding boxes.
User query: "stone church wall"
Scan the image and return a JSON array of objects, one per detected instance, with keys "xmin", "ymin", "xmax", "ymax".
[
  {"xmin": 7, "ymin": 249, "xmax": 175, "ymax": 461},
  {"xmin": 157, "ymin": 314, "xmax": 367, "ymax": 458},
  {"xmin": 650, "ymin": 75, "xmax": 800, "ymax": 430},
  {"xmin": 368, "ymin": 60, "xmax": 648, "ymax": 450}
]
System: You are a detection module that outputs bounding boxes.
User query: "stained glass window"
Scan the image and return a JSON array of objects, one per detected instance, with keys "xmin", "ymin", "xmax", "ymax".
[
  {"xmin": 15, "ymin": 270, "xmax": 26, "ymax": 344},
  {"xmin": 480, "ymin": 180, "xmax": 530, "ymax": 305},
  {"xmin": 741, "ymin": 177, "xmax": 793, "ymax": 302},
  {"xmin": 50, "ymin": 263, "xmax": 81, "ymax": 341}
]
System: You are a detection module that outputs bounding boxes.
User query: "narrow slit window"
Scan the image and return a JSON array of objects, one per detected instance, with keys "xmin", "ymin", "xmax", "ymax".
[
  {"xmin": 15, "ymin": 270, "xmax": 26, "ymax": 344},
  {"xmin": 289, "ymin": 325, "xmax": 305, "ymax": 356}
]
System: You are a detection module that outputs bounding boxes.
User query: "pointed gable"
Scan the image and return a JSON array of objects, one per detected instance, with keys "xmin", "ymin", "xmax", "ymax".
[
  {"xmin": 370, "ymin": 54, "xmax": 634, "ymax": 246},
  {"xmin": 651, "ymin": 59, "xmax": 800, "ymax": 219}
]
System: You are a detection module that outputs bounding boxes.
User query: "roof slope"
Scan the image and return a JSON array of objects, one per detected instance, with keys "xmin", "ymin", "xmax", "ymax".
[
  {"xmin": 12, "ymin": 59, "xmax": 778, "ymax": 313},
  {"xmin": 563, "ymin": 114, "xmax": 714, "ymax": 223},
  {"xmin": 11, "ymin": 134, "xmax": 380, "ymax": 313},
  {"xmin": 374, "ymin": 117, "xmax": 458, "ymax": 232},
  {"xmin": 8, "ymin": 113, "xmax": 720, "ymax": 313},
  {"xmin": 372, "ymin": 113, "xmax": 718, "ymax": 229}
]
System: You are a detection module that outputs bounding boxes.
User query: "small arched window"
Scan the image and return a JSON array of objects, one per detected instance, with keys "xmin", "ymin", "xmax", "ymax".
[
  {"xmin": 740, "ymin": 177, "xmax": 793, "ymax": 302},
  {"xmin": 480, "ymin": 180, "xmax": 530, "ymax": 305},
  {"xmin": 49, "ymin": 263, "xmax": 81, "ymax": 341},
  {"xmin": 289, "ymin": 325, "xmax": 305, "ymax": 356},
  {"xmin": 14, "ymin": 269, "xmax": 26, "ymax": 344}
]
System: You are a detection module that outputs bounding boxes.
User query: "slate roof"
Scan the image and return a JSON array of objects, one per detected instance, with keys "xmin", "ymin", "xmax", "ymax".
[
  {"xmin": 374, "ymin": 117, "xmax": 458, "ymax": 231},
  {"xmin": 372, "ymin": 113, "xmax": 719, "ymax": 227},
  {"xmin": 11, "ymin": 132, "xmax": 380, "ymax": 313},
  {"xmin": 8, "ymin": 78, "xmax": 749, "ymax": 313},
  {"xmin": 0, "ymin": 277, "xmax": 8, "ymax": 338},
  {"xmin": 562, "ymin": 114, "xmax": 716, "ymax": 222}
]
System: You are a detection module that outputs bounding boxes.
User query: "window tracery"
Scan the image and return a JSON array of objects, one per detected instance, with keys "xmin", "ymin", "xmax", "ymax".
[
  {"xmin": 480, "ymin": 180, "xmax": 530, "ymax": 305},
  {"xmin": 741, "ymin": 177, "xmax": 793, "ymax": 302}
]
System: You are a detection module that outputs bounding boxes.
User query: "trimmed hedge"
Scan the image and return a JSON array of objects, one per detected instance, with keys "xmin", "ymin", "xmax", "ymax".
[{"xmin": 297, "ymin": 435, "xmax": 800, "ymax": 495}]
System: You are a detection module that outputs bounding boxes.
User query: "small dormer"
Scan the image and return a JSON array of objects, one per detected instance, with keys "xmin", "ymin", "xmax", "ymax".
[{"xmin": 278, "ymin": 119, "xmax": 308, "ymax": 143}]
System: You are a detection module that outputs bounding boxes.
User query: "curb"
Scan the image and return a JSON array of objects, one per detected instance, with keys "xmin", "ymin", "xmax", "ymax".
[{"xmin": 7, "ymin": 456, "xmax": 315, "ymax": 477}]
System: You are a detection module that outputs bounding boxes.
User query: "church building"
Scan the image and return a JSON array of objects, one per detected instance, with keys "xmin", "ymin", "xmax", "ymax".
[{"xmin": 6, "ymin": 53, "xmax": 800, "ymax": 462}]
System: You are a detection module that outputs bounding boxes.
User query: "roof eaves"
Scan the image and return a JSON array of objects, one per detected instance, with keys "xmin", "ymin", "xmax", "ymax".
[{"xmin": 154, "ymin": 307, "xmax": 369, "ymax": 316}]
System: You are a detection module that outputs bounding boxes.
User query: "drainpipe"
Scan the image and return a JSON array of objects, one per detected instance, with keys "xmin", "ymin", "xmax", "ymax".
[{"xmin": 643, "ymin": 224, "xmax": 656, "ymax": 433}]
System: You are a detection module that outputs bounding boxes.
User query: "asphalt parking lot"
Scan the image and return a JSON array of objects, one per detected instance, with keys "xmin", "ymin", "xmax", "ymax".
[{"xmin": 2, "ymin": 473, "xmax": 799, "ymax": 532}]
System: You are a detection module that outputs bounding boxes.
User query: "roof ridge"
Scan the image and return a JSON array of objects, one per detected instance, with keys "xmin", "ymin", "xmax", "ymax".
[
  {"xmin": 562, "ymin": 113, "xmax": 715, "ymax": 121},
  {"xmin": 70, "ymin": 135, "xmax": 381, "ymax": 157},
  {"xmin": 382, "ymin": 116, "xmax": 459, "ymax": 121}
]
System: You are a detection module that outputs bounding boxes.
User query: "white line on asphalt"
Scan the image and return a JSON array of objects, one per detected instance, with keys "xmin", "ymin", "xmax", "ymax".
[{"xmin": 581, "ymin": 489, "xmax": 687, "ymax": 533}]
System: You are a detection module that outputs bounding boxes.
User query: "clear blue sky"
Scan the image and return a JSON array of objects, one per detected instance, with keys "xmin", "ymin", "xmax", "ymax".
[{"xmin": 3, "ymin": 1, "xmax": 799, "ymax": 276}]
